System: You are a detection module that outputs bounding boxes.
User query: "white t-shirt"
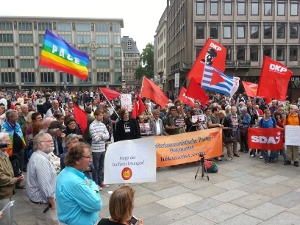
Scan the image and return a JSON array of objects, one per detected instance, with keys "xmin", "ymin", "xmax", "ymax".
[{"xmin": 0, "ymin": 98, "xmax": 7, "ymax": 109}]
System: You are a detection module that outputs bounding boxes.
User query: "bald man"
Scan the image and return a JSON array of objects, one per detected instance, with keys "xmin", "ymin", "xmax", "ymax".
[{"xmin": 45, "ymin": 100, "xmax": 65, "ymax": 118}]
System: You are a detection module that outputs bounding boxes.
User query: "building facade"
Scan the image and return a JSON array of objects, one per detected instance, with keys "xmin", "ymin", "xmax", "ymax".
[
  {"xmin": 0, "ymin": 16, "xmax": 124, "ymax": 92},
  {"xmin": 165, "ymin": 0, "xmax": 300, "ymax": 100},
  {"xmin": 121, "ymin": 36, "xmax": 141, "ymax": 90}
]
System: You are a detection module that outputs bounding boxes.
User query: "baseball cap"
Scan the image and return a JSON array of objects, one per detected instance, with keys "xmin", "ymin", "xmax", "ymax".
[{"xmin": 48, "ymin": 121, "xmax": 66, "ymax": 130}]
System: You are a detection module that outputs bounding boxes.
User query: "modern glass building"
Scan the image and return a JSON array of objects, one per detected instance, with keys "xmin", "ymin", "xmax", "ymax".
[{"xmin": 0, "ymin": 16, "xmax": 124, "ymax": 92}]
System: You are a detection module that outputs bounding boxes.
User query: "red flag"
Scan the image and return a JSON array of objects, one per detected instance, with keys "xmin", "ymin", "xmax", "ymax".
[
  {"xmin": 99, "ymin": 87, "xmax": 121, "ymax": 101},
  {"xmin": 187, "ymin": 39, "xmax": 226, "ymax": 83},
  {"xmin": 141, "ymin": 77, "xmax": 168, "ymax": 109},
  {"xmin": 257, "ymin": 56, "xmax": 293, "ymax": 100},
  {"xmin": 131, "ymin": 99, "xmax": 138, "ymax": 119},
  {"xmin": 186, "ymin": 78, "xmax": 209, "ymax": 104},
  {"xmin": 73, "ymin": 104, "xmax": 87, "ymax": 134},
  {"xmin": 210, "ymin": 70, "xmax": 225, "ymax": 86},
  {"xmin": 248, "ymin": 128, "xmax": 283, "ymax": 150},
  {"xmin": 242, "ymin": 81, "xmax": 258, "ymax": 98},
  {"xmin": 178, "ymin": 87, "xmax": 194, "ymax": 107},
  {"xmin": 136, "ymin": 92, "xmax": 146, "ymax": 115}
]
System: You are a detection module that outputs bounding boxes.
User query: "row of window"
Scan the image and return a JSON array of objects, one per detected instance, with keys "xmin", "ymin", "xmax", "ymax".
[
  {"xmin": 124, "ymin": 68, "xmax": 136, "ymax": 74},
  {"xmin": 196, "ymin": 1, "xmax": 299, "ymax": 16},
  {"xmin": 0, "ymin": 22, "xmax": 121, "ymax": 32},
  {"xmin": 123, "ymin": 53, "xmax": 139, "ymax": 58},
  {"xmin": 196, "ymin": 23, "xmax": 299, "ymax": 39},
  {"xmin": 123, "ymin": 61, "xmax": 139, "ymax": 66}
]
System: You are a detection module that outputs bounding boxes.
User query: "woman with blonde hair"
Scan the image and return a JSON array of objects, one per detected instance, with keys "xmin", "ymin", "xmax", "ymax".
[
  {"xmin": 219, "ymin": 110, "xmax": 234, "ymax": 161},
  {"xmin": 0, "ymin": 105, "xmax": 6, "ymax": 128}
]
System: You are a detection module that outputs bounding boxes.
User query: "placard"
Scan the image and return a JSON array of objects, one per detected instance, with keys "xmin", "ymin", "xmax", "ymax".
[
  {"xmin": 192, "ymin": 115, "xmax": 206, "ymax": 126},
  {"xmin": 104, "ymin": 137, "xmax": 156, "ymax": 184},
  {"xmin": 120, "ymin": 94, "xmax": 132, "ymax": 112},
  {"xmin": 139, "ymin": 123, "xmax": 153, "ymax": 135},
  {"xmin": 285, "ymin": 125, "xmax": 300, "ymax": 146},
  {"xmin": 174, "ymin": 117, "xmax": 185, "ymax": 128}
]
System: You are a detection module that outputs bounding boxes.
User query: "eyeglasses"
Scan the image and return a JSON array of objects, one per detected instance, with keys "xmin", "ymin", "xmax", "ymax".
[
  {"xmin": 82, "ymin": 155, "xmax": 92, "ymax": 159},
  {"xmin": 41, "ymin": 140, "xmax": 54, "ymax": 143}
]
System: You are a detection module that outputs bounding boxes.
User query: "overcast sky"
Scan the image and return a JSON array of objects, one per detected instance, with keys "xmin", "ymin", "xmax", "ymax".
[{"xmin": 0, "ymin": 0, "xmax": 167, "ymax": 52}]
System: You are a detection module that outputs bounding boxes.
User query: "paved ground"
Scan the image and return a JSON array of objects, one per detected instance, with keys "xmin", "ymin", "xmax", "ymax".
[{"xmin": 13, "ymin": 150, "xmax": 300, "ymax": 225}]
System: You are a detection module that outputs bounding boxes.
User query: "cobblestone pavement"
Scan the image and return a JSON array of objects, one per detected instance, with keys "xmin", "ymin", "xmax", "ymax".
[{"xmin": 13, "ymin": 150, "xmax": 300, "ymax": 225}]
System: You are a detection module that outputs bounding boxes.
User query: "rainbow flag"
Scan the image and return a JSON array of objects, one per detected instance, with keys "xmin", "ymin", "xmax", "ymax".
[{"xmin": 39, "ymin": 29, "xmax": 90, "ymax": 80}]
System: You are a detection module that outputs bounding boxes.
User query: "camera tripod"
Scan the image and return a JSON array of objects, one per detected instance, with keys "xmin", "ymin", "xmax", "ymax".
[{"xmin": 195, "ymin": 153, "xmax": 209, "ymax": 181}]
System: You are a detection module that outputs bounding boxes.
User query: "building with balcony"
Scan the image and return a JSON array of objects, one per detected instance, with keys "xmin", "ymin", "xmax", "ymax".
[
  {"xmin": 165, "ymin": 0, "xmax": 300, "ymax": 100},
  {"xmin": 0, "ymin": 16, "xmax": 124, "ymax": 92},
  {"xmin": 121, "ymin": 36, "xmax": 141, "ymax": 90}
]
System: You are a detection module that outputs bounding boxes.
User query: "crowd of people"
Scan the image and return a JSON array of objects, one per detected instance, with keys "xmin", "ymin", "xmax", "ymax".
[{"xmin": 0, "ymin": 88, "xmax": 299, "ymax": 225}]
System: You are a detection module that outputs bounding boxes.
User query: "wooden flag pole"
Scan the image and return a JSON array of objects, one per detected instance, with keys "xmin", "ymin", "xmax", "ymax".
[{"xmin": 99, "ymin": 89, "xmax": 120, "ymax": 118}]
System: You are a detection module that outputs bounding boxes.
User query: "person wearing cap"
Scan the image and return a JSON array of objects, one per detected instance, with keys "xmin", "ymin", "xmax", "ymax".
[
  {"xmin": 283, "ymin": 104, "xmax": 300, "ymax": 167},
  {"xmin": 47, "ymin": 121, "xmax": 66, "ymax": 157}
]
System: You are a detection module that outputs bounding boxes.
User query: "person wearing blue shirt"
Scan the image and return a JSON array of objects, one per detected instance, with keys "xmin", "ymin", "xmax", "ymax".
[
  {"xmin": 56, "ymin": 142, "xmax": 102, "ymax": 225},
  {"xmin": 239, "ymin": 107, "xmax": 251, "ymax": 153}
]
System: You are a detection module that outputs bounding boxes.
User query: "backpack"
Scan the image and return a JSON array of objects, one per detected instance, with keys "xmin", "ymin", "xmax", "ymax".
[
  {"xmin": 25, "ymin": 139, "xmax": 34, "ymax": 159},
  {"xmin": 286, "ymin": 114, "xmax": 300, "ymax": 125},
  {"xmin": 259, "ymin": 117, "xmax": 276, "ymax": 128},
  {"xmin": 204, "ymin": 161, "xmax": 218, "ymax": 173}
]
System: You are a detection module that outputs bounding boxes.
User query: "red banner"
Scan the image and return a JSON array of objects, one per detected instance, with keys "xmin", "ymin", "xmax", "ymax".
[
  {"xmin": 99, "ymin": 87, "xmax": 121, "ymax": 101},
  {"xmin": 74, "ymin": 104, "xmax": 87, "ymax": 134},
  {"xmin": 248, "ymin": 128, "xmax": 283, "ymax": 150},
  {"xmin": 186, "ymin": 78, "xmax": 209, "ymax": 104},
  {"xmin": 187, "ymin": 39, "xmax": 226, "ymax": 83},
  {"xmin": 242, "ymin": 81, "xmax": 258, "ymax": 98},
  {"xmin": 177, "ymin": 87, "xmax": 194, "ymax": 107},
  {"xmin": 257, "ymin": 56, "xmax": 293, "ymax": 100}
]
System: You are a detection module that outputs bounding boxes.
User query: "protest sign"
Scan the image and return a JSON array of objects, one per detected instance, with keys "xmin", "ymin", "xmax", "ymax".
[
  {"xmin": 192, "ymin": 115, "xmax": 206, "ymax": 126},
  {"xmin": 285, "ymin": 125, "xmax": 300, "ymax": 146},
  {"xmin": 104, "ymin": 137, "xmax": 156, "ymax": 184},
  {"xmin": 139, "ymin": 123, "xmax": 153, "ymax": 135},
  {"xmin": 248, "ymin": 128, "xmax": 283, "ymax": 150},
  {"xmin": 120, "ymin": 94, "xmax": 132, "ymax": 111},
  {"xmin": 174, "ymin": 117, "xmax": 185, "ymax": 128}
]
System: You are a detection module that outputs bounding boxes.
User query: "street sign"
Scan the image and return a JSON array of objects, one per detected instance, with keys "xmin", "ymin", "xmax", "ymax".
[{"xmin": 175, "ymin": 73, "xmax": 179, "ymax": 88}]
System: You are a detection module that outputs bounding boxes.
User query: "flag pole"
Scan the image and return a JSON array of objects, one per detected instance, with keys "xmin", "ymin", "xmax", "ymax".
[
  {"xmin": 140, "ymin": 76, "xmax": 145, "ymax": 97},
  {"xmin": 99, "ymin": 89, "xmax": 119, "ymax": 118}
]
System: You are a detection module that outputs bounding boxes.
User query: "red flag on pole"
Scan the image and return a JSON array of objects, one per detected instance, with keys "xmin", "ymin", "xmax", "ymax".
[
  {"xmin": 73, "ymin": 104, "xmax": 87, "ymax": 134},
  {"xmin": 187, "ymin": 39, "xmax": 226, "ymax": 83},
  {"xmin": 136, "ymin": 92, "xmax": 146, "ymax": 115},
  {"xmin": 257, "ymin": 56, "xmax": 293, "ymax": 100},
  {"xmin": 131, "ymin": 99, "xmax": 138, "ymax": 119},
  {"xmin": 242, "ymin": 81, "xmax": 258, "ymax": 98},
  {"xmin": 141, "ymin": 77, "xmax": 168, "ymax": 109},
  {"xmin": 178, "ymin": 87, "xmax": 194, "ymax": 107},
  {"xmin": 186, "ymin": 78, "xmax": 209, "ymax": 104},
  {"xmin": 99, "ymin": 87, "xmax": 121, "ymax": 101}
]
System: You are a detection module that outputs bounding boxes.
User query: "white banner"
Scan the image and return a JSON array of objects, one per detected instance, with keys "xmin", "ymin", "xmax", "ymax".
[
  {"xmin": 120, "ymin": 94, "xmax": 132, "ymax": 112},
  {"xmin": 104, "ymin": 137, "xmax": 156, "ymax": 184},
  {"xmin": 285, "ymin": 125, "xmax": 300, "ymax": 146}
]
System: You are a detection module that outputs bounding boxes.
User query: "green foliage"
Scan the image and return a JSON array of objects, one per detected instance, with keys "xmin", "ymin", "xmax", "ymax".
[
  {"xmin": 137, "ymin": 43, "xmax": 154, "ymax": 79},
  {"xmin": 134, "ymin": 65, "xmax": 145, "ymax": 81}
]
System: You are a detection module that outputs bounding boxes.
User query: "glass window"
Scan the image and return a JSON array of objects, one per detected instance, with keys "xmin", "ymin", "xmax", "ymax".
[
  {"xmin": 77, "ymin": 35, "xmax": 90, "ymax": 44},
  {"xmin": 196, "ymin": 2, "xmax": 205, "ymax": 15},
  {"xmin": 78, "ymin": 47, "xmax": 91, "ymax": 56},
  {"xmin": 237, "ymin": 26, "xmax": 245, "ymax": 38},
  {"xmin": 114, "ymin": 47, "xmax": 121, "ymax": 56},
  {"xmin": 115, "ymin": 60, "xmax": 121, "ymax": 68},
  {"xmin": 237, "ymin": 47, "xmax": 245, "ymax": 60},
  {"xmin": 223, "ymin": 26, "xmax": 231, "ymax": 38},
  {"xmin": 97, "ymin": 72, "xmax": 110, "ymax": 83},
  {"xmin": 263, "ymin": 47, "xmax": 272, "ymax": 57},
  {"xmin": 0, "ymin": 46, "xmax": 14, "ymax": 56},
  {"xmin": 20, "ymin": 59, "xmax": 34, "ymax": 68},
  {"xmin": 96, "ymin": 35, "xmax": 109, "ymax": 44},
  {"xmin": 290, "ymin": 25, "xmax": 298, "ymax": 39},
  {"xmin": 20, "ymin": 46, "xmax": 34, "ymax": 56},
  {"xmin": 95, "ymin": 24, "xmax": 109, "ymax": 32},
  {"xmin": 250, "ymin": 47, "xmax": 259, "ymax": 61},
  {"xmin": 265, "ymin": 3, "xmax": 272, "ymax": 15},
  {"xmin": 225, "ymin": 46, "xmax": 232, "ymax": 60},
  {"xmin": 19, "ymin": 34, "xmax": 33, "ymax": 43},
  {"xmin": 114, "ymin": 35, "xmax": 121, "ymax": 44},
  {"xmin": 96, "ymin": 59, "xmax": 110, "ymax": 68},
  {"xmin": 0, "ymin": 34, "xmax": 13, "ymax": 43},
  {"xmin": 224, "ymin": 2, "xmax": 232, "ymax": 15},
  {"xmin": 41, "ymin": 72, "xmax": 54, "ymax": 83},
  {"xmin": 264, "ymin": 25, "xmax": 272, "ymax": 38},
  {"xmin": 113, "ymin": 24, "xmax": 121, "ymax": 32},
  {"xmin": 39, "ymin": 34, "xmax": 45, "ymax": 44},
  {"xmin": 1, "ymin": 72, "xmax": 15, "ymax": 83},
  {"xmin": 276, "ymin": 48, "xmax": 285, "ymax": 61},
  {"xmin": 21, "ymin": 72, "xmax": 35, "ymax": 83},
  {"xmin": 0, "ymin": 22, "xmax": 13, "ymax": 30},
  {"xmin": 196, "ymin": 23, "xmax": 205, "ymax": 39},
  {"xmin": 38, "ymin": 23, "xmax": 52, "ymax": 31},
  {"xmin": 57, "ymin": 23, "xmax": 71, "ymax": 31},
  {"xmin": 277, "ymin": 3, "xmax": 285, "ymax": 15},
  {"xmin": 291, "ymin": 3, "xmax": 298, "ymax": 16},
  {"xmin": 251, "ymin": 2, "xmax": 259, "ymax": 15},
  {"xmin": 76, "ymin": 23, "xmax": 90, "ymax": 32},
  {"xmin": 277, "ymin": 25, "xmax": 285, "ymax": 38},
  {"xmin": 237, "ymin": 2, "xmax": 246, "ymax": 15},
  {"xmin": 210, "ymin": 2, "xmax": 218, "ymax": 15},
  {"xmin": 58, "ymin": 34, "xmax": 72, "ymax": 43},
  {"xmin": 96, "ymin": 47, "xmax": 109, "ymax": 56},
  {"xmin": 18, "ymin": 22, "xmax": 32, "ymax": 31},
  {"xmin": 210, "ymin": 25, "xmax": 218, "ymax": 39},
  {"xmin": 59, "ymin": 73, "xmax": 74, "ymax": 83},
  {"xmin": 79, "ymin": 72, "xmax": 92, "ymax": 83},
  {"xmin": 250, "ymin": 25, "xmax": 259, "ymax": 38},
  {"xmin": 290, "ymin": 48, "xmax": 298, "ymax": 61},
  {"xmin": 0, "ymin": 59, "xmax": 14, "ymax": 68}
]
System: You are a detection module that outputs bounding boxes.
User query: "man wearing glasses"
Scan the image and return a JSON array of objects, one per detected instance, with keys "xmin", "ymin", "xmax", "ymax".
[{"xmin": 26, "ymin": 133, "xmax": 59, "ymax": 225}]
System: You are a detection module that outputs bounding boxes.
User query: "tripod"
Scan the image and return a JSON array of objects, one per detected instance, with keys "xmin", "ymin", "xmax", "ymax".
[{"xmin": 195, "ymin": 153, "xmax": 209, "ymax": 181}]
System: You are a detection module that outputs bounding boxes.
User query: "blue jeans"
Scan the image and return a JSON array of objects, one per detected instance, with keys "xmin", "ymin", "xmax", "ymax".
[
  {"xmin": 263, "ymin": 150, "xmax": 279, "ymax": 162},
  {"xmin": 92, "ymin": 151, "xmax": 105, "ymax": 185}
]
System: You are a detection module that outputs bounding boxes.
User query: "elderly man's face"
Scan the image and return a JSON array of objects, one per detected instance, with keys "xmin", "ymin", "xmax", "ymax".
[{"xmin": 21, "ymin": 105, "xmax": 28, "ymax": 115}]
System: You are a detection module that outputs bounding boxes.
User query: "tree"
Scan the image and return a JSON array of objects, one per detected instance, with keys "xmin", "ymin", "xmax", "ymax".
[
  {"xmin": 137, "ymin": 43, "xmax": 154, "ymax": 79},
  {"xmin": 134, "ymin": 65, "xmax": 145, "ymax": 81}
]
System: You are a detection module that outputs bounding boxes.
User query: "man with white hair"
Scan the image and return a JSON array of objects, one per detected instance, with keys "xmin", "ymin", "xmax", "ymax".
[
  {"xmin": 39, "ymin": 117, "xmax": 54, "ymax": 133},
  {"xmin": 45, "ymin": 100, "xmax": 65, "ymax": 118},
  {"xmin": 18, "ymin": 104, "xmax": 29, "ymax": 134},
  {"xmin": 26, "ymin": 133, "xmax": 60, "ymax": 225}
]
